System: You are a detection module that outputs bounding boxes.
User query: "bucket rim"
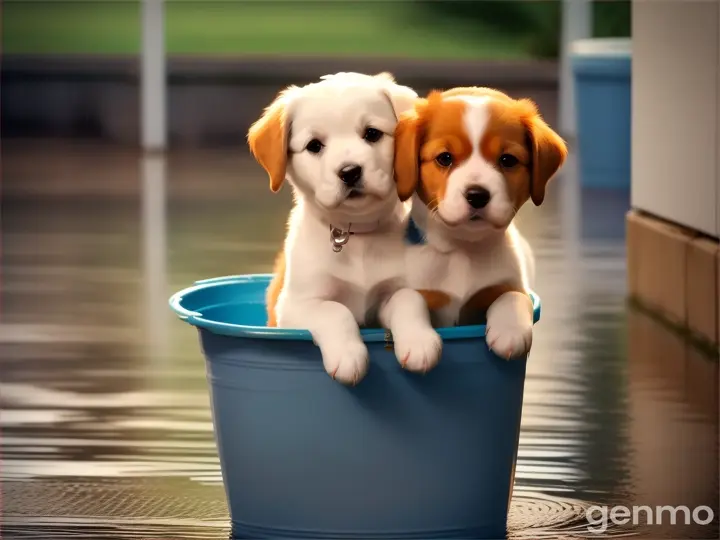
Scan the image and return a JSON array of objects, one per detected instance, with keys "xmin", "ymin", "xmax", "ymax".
[
  {"xmin": 169, "ymin": 274, "xmax": 541, "ymax": 341},
  {"xmin": 570, "ymin": 37, "xmax": 632, "ymax": 58}
]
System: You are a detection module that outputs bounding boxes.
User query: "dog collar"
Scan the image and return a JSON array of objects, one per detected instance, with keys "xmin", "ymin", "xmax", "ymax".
[
  {"xmin": 405, "ymin": 217, "xmax": 427, "ymax": 245},
  {"xmin": 329, "ymin": 224, "xmax": 353, "ymax": 252},
  {"xmin": 331, "ymin": 217, "xmax": 427, "ymax": 252},
  {"xmin": 329, "ymin": 221, "xmax": 381, "ymax": 253}
]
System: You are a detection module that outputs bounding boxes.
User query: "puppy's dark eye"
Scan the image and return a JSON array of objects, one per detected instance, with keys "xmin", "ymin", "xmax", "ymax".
[
  {"xmin": 363, "ymin": 127, "xmax": 383, "ymax": 143},
  {"xmin": 499, "ymin": 154, "xmax": 519, "ymax": 168},
  {"xmin": 435, "ymin": 152, "xmax": 453, "ymax": 167},
  {"xmin": 306, "ymin": 139, "xmax": 323, "ymax": 154}
]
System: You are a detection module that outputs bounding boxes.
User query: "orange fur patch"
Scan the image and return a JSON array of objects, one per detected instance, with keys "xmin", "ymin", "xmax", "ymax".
[
  {"xmin": 265, "ymin": 250, "xmax": 285, "ymax": 327},
  {"xmin": 417, "ymin": 289, "xmax": 452, "ymax": 311},
  {"xmin": 480, "ymin": 100, "xmax": 534, "ymax": 210},
  {"xmin": 442, "ymin": 86, "xmax": 516, "ymax": 103},
  {"xmin": 398, "ymin": 87, "xmax": 568, "ymax": 210},
  {"xmin": 458, "ymin": 282, "xmax": 528, "ymax": 326},
  {"xmin": 416, "ymin": 93, "xmax": 472, "ymax": 209},
  {"xmin": 525, "ymin": 112, "xmax": 568, "ymax": 205},
  {"xmin": 393, "ymin": 108, "xmax": 423, "ymax": 201},
  {"xmin": 247, "ymin": 99, "xmax": 288, "ymax": 193}
]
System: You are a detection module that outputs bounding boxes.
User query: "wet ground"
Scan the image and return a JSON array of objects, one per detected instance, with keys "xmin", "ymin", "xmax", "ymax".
[{"xmin": 1, "ymin": 140, "xmax": 718, "ymax": 539}]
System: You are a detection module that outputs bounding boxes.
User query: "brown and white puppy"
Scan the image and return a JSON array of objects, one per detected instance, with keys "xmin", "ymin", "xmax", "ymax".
[
  {"xmin": 248, "ymin": 72, "xmax": 442, "ymax": 385},
  {"xmin": 395, "ymin": 87, "xmax": 567, "ymax": 358}
]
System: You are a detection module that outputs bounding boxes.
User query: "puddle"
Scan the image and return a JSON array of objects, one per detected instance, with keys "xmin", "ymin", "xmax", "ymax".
[
  {"xmin": 509, "ymin": 492, "xmax": 637, "ymax": 538},
  {"xmin": 1, "ymin": 147, "xmax": 717, "ymax": 539}
]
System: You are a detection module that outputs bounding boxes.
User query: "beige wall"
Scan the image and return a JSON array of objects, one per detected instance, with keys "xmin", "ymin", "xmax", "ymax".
[{"xmin": 632, "ymin": 0, "xmax": 720, "ymax": 238}]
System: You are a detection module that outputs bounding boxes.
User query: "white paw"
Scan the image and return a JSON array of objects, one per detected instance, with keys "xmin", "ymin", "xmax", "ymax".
[
  {"xmin": 393, "ymin": 327, "xmax": 443, "ymax": 373},
  {"xmin": 485, "ymin": 319, "xmax": 533, "ymax": 360},
  {"xmin": 321, "ymin": 340, "xmax": 369, "ymax": 385}
]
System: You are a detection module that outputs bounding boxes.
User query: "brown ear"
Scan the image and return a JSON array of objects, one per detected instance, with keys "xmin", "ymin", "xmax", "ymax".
[
  {"xmin": 247, "ymin": 95, "xmax": 290, "ymax": 193},
  {"xmin": 394, "ymin": 108, "xmax": 422, "ymax": 201},
  {"xmin": 524, "ymin": 109, "xmax": 568, "ymax": 206}
]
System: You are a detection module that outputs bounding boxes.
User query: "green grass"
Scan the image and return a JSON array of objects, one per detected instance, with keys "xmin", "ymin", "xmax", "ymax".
[{"xmin": 2, "ymin": 1, "xmax": 533, "ymax": 59}]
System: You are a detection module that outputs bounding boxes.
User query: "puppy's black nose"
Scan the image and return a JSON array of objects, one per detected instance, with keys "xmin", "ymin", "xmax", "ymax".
[
  {"xmin": 465, "ymin": 187, "xmax": 491, "ymax": 209},
  {"xmin": 338, "ymin": 164, "xmax": 363, "ymax": 187}
]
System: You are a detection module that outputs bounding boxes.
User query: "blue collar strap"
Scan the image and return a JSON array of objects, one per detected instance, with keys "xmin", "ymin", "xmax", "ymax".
[{"xmin": 405, "ymin": 217, "xmax": 427, "ymax": 245}]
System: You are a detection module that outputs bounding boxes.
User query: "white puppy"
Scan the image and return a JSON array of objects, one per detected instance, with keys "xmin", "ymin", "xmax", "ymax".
[
  {"xmin": 248, "ymin": 72, "xmax": 442, "ymax": 385},
  {"xmin": 395, "ymin": 87, "xmax": 567, "ymax": 358}
]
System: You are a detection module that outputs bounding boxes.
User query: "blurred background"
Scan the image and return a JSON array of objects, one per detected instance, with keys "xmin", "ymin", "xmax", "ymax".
[
  {"xmin": 1, "ymin": 2, "xmax": 718, "ymax": 540},
  {"xmin": 3, "ymin": 0, "xmax": 630, "ymax": 57},
  {"xmin": 2, "ymin": 0, "xmax": 631, "ymax": 144}
]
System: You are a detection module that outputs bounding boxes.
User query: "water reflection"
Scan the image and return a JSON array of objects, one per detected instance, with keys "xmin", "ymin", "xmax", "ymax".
[
  {"xmin": 1, "ymin": 141, "xmax": 717, "ymax": 539},
  {"xmin": 626, "ymin": 307, "xmax": 719, "ymax": 538},
  {"xmin": 141, "ymin": 155, "xmax": 170, "ymax": 362}
]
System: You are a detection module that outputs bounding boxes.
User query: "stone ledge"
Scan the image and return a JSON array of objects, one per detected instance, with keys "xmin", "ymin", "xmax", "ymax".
[
  {"xmin": 2, "ymin": 54, "xmax": 559, "ymax": 87},
  {"xmin": 1, "ymin": 54, "xmax": 559, "ymax": 146}
]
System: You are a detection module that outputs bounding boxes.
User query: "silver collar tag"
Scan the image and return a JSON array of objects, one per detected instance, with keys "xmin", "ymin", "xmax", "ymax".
[{"xmin": 330, "ymin": 225, "xmax": 353, "ymax": 253}]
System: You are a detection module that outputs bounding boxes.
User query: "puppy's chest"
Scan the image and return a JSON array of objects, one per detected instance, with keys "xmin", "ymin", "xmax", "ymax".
[
  {"xmin": 328, "ymin": 234, "xmax": 403, "ymax": 286},
  {"xmin": 445, "ymin": 251, "xmax": 512, "ymax": 299},
  {"xmin": 419, "ymin": 250, "xmax": 475, "ymax": 299},
  {"xmin": 414, "ymin": 247, "xmax": 513, "ymax": 326},
  {"xmin": 321, "ymin": 234, "xmax": 403, "ymax": 324}
]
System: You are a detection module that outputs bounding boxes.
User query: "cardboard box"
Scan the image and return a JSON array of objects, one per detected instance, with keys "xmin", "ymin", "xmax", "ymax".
[
  {"xmin": 627, "ymin": 210, "xmax": 719, "ymax": 347},
  {"xmin": 626, "ymin": 211, "xmax": 642, "ymax": 298},
  {"xmin": 686, "ymin": 237, "xmax": 719, "ymax": 346},
  {"xmin": 626, "ymin": 210, "xmax": 692, "ymax": 326}
]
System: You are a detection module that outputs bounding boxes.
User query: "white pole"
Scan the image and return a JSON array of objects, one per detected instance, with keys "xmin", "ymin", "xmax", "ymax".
[
  {"xmin": 559, "ymin": 0, "xmax": 592, "ymax": 138},
  {"xmin": 141, "ymin": 155, "xmax": 169, "ymax": 361},
  {"xmin": 141, "ymin": 0, "xmax": 166, "ymax": 151}
]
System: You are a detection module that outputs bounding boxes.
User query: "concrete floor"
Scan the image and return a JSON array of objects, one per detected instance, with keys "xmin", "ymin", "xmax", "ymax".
[{"xmin": 0, "ymin": 140, "xmax": 717, "ymax": 539}]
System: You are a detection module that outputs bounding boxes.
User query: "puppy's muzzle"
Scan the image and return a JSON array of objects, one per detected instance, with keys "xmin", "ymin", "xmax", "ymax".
[{"xmin": 338, "ymin": 164, "xmax": 363, "ymax": 188}]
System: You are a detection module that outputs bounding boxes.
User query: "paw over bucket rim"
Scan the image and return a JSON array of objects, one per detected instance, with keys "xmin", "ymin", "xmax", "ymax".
[{"xmin": 169, "ymin": 274, "xmax": 541, "ymax": 342}]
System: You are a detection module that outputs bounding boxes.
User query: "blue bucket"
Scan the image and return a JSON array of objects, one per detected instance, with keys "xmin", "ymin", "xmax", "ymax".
[
  {"xmin": 169, "ymin": 274, "xmax": 541, "ymax": 539},
  {"xmin": 571, "ymin": 37, "xmax": 632, "ymax": 189}
]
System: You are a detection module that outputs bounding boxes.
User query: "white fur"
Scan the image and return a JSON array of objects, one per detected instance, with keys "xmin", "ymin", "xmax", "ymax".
[
  {"xmin": 407, "ymin": 97, "xmax": 535, "ymax": 359},
  {"xmin": 436, "ymin": 97, "xmax": 517, "ymax": 232},
  {"xmin": 272, "ymin": 73, "xmax": 441, "ymax": 384}
]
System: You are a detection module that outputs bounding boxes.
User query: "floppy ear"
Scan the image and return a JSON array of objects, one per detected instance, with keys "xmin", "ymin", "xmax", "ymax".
[
  {"xmin": 374, "ymin": 73, "xmax": 419, "ymax": 119},
  {"xmin": 522, "ymin": 103, "xmax": 568, "ymax": 206},
  {"xmin": 394, "ymin": 107, "xmax": 422, "ymax": 201},
  {"xmin": 247, "ymin": 92, "xmax": 291, "ymax": 193}
]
